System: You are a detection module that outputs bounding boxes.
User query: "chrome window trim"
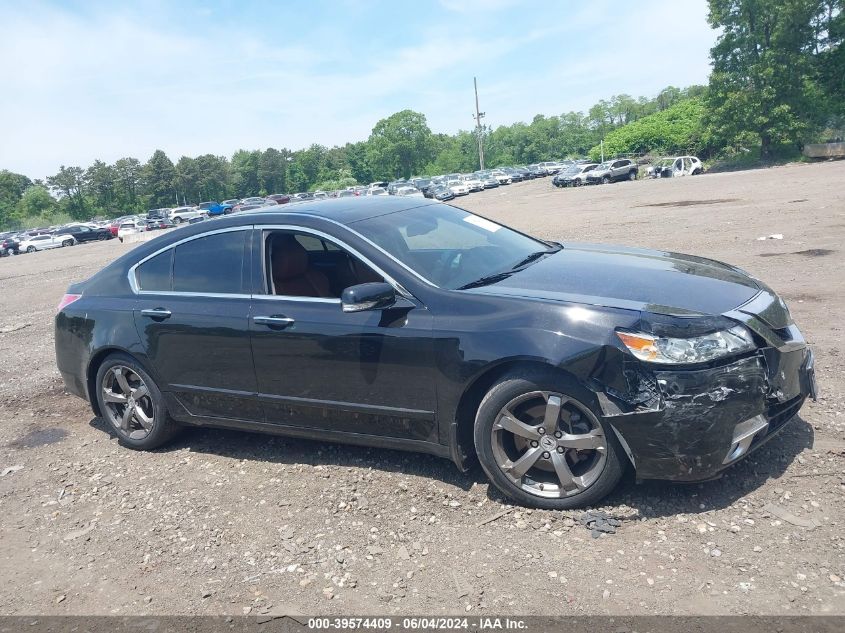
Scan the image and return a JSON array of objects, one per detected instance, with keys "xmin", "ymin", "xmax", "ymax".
[
  {"xmin": 128, "ymin": 226, "xmax": 249, "ymax": 295},
  {"xmin": 255, "ymin": 224, "xmax": 416, "ymax": 302}
]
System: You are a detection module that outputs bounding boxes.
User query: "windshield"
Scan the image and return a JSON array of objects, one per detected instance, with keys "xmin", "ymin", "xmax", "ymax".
[{"xmin": 351, "ymin": 205, "xmax": 555, "ymax": 290}]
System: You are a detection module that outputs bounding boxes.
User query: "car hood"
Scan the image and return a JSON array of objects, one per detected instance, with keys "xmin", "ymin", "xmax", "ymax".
[{"xmin": 467, "ymin": 243, "xmax": 761, "ymax": 316}]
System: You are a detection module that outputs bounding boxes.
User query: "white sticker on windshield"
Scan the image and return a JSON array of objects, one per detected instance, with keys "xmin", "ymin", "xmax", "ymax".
[{"xmin": 463, "ymin": 215, "xmax": 501, "ymax": 232}]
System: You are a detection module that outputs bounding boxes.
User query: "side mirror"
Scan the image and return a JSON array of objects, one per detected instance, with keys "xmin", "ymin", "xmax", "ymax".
[{"xmin": 341, "ymin": 282, "xmax": 397, "ymax": 313}]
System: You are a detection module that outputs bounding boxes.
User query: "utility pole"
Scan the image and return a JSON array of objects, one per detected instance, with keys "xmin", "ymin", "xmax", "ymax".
[{"xmin": 473, "ymin": 77, "xmax": 486, "ymax": 171}]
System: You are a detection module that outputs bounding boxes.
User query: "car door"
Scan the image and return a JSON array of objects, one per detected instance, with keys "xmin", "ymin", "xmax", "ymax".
[
  {"xmin": 248, "ymin": 226, "xmax": 438, "ymax": 443},
  {"xmin": 131, "ymin": 227, "xmax": 261, "ymax": 421}
]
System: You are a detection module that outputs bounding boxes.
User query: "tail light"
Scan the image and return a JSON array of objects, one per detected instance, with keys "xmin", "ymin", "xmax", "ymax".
[{"xmin": 57, "ymin": 293, "xmax": 82, "ymax": 313}]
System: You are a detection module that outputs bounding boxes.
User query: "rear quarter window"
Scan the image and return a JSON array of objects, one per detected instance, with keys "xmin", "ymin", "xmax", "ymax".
[{"xmin": 136, "ymin": 250, "xmax": 173, "ymax": 292}]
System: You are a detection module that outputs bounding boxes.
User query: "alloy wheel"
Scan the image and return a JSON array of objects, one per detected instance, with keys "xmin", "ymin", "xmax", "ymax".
[
  {"xmin": 101, "ymin": 365, "xmax": 156, "ymax": 440},
  {"xmin": 490, "ymin": 391, "xmax": 607, "ymax": 499}
]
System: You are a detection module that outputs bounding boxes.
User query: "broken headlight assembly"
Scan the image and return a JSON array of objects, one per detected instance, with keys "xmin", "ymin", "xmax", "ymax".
[{"xmin": 616, "ymin": 325, "xmax": 755, "ymax": 364}]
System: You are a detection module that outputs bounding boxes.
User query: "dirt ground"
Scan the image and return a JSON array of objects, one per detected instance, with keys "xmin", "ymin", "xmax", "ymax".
[{"xmin": 0, "ymin": 161, "xmax": 843, "ymax": 617}]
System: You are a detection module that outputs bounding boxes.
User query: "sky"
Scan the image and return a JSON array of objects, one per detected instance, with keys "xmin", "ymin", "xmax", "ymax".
[{"xmin": 0, "ymin": 0, "xmax": 717, "ymax": 180}]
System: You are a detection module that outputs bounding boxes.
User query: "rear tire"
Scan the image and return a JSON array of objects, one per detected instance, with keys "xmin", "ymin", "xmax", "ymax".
[
  {"xmin": 473, "ymin": 368, "xmax": 625, "ymax": 510},
  {"xmin": 62, "ymin": 239, "xmax": 73, "ymax": 247},
  {"xmin": 601, "ymin": 176, "xmax": 610, "ymax": 185},
  {"xmin": 94, "ymin": 352, "xmax": 180, "ymax": 450},
  {"xmin": 628, "ymin": 170, "xmax": 637, "ymax": 181},
  {"xmin": 26, "ymin": 246, "xmax": 36, "ymax": 253},
  {"xmin": 173, "ymin": 217, "xmax": 183, "ymax": 224}
]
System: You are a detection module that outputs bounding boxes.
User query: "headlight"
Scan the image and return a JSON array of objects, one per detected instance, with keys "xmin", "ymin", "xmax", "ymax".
[{"xmin": 616, "ymin": 325, "xmax": 755, "ymax": 364}]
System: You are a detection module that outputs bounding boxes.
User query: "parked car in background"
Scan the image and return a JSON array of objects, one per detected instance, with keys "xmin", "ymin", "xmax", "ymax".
[
  {"xmin": 480, "ymin": 174, "xmax": 500, "ymax": 189},
  {"xmin": 490, "ymin": 170, "xmax": 512, "ymax": 185},
  {"xmin": 145, "ymin": 219, "xmax": 176, "ymax": 231},
  {"xmin": 1, "ymin": 233, "xmax": 20, "ymax": 256},
  {"xmin": 266, "ymin": 194, "xmax": 291, "ymax": 205},
  {"xmin": 366, "ymin": 187, "xmax": 388, "ymax": 196},
  {"xmin": 168, "ymin": 206, "xmax": 206, "ymax": 224},
  {"xmin": 446, "ymin": 180, "xmax": 470, "ymax": 196},
  {"xmin": 647, "ymin": 156, "xmax": 704, "ymax": 178},
  {"xmin": 117, "ymin": 221, "xmax": 146, "ymax": 242},
  {"xmin": 430, "ymin": 185, "xmax": 455, "ymax": 201},
  {"xmin": 198, "ymin": 201, "xmax": 234, "ymax": 216},
  {"xmin": 586, "ymin": 159, "xmax": 639, "ymax": 184},
  {"xmin": 59, "ymin": 224, "xmax": 113, "ymax": 243},
  {"xmin": 553, "ymin": 163, "xmax": 598, "ymax": 187},
  {"xmin": 395, "ymin": 185, "xmax": 425, "ymax": 198},
  {"xmin": 461, "ymin": 176, "xmax": 485, "ymax": 192},
  {"xmin": 337, "ymin": 190, "xmax": 357, "ymax": 198},
  {"xmin": 19, "ymin": 232, "xmax": 76, "ymax": 253}
]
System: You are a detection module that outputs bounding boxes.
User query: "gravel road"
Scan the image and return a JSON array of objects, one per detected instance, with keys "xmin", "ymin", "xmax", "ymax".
[{"xmin": 0, "ymin": 161, "xmax": 843, "ymax": 616}]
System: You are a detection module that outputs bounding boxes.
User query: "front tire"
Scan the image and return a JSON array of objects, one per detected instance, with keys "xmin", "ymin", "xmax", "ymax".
[
  {"xmin": 628, "ymin": 170, "xmax": 637, "ymax": 181},
  {"xmin": 474, "ymin": 369, "xmax": 624, "ymax": 509},
  {"xmin": 62, "ymin": 239, "xmax": 73, "ymax": 247},
  {"xmin": 173, "ymin": 217, "xmax": 183, "ymax": 224},
  {"xmin": 26, "ymin": 246, "xmax": 36, "ymax": 253},
  {"xmin": 94, "ymin": 353, "xmax": 180, "ymax": 450}
]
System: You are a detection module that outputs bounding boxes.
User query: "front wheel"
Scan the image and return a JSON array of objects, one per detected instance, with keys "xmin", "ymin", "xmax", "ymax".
[
  {"xmin": 26, "ymin": 246, "xmax": 36, "ymax": 253},
  {"xmin": 172, "ymin": 217, "xmax": 183, "ymax": 224},
  {"xmin": 95, "ymin": 353, "xmax": 180, "ymax": 449},
  {"xmin": 628, "ymin": 170, "xmax": 637, "ymax": 181},
  {"xmin": 474, "ymin": 369, "xmax": 624, "ymax": 509},
  {"xmin": 601, "ymin": 176, "xmax": 610, "ymax": 185},
  {"xmin": 62, "ymin": 239, "xmax": 73, "ymax": 247}
]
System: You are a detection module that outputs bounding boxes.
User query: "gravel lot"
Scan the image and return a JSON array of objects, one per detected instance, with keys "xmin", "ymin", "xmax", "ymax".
[{"xmin": 1, "ymin": 161, "xmax": 843, "ymax": 616}]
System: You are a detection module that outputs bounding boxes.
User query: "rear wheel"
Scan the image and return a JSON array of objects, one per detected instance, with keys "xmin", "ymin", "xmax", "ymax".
[
  {"xmin": 98, "ymin": 233, "xmax": 107, "ymax": 240},
  {"xmin": 628, "ymin": 170, "xmax": 637, "ymax": 181},
  {"xmin": 62, "ymin": 239, "xmax": 73, "ymax": 247},
  {"xmin": 601, "ymin": 176, "xmax": 610, "ymax": 185},
  {"xmin": 95, "ymin": 353, "xmax": 180, "ymax": 450},
  {"xmin": 173, "ymin": 217, "xmax": 183, "ymax": 224},
  {"xmin": 26, "ymin": 246, "xmax": 36, "ymax": 253},
  {"xmin": 474, "ymin": 369, "xmax": 624, "ymax": 509}
]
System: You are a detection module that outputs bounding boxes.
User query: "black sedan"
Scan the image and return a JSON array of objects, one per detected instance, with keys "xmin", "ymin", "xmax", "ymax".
[
  {"xmin": 55, "ymin": 198, "xmax": 816, "ymax": 509},
  {"xmin": 57, "ymin": 224, "xmax": 113, "ymax": 243}
]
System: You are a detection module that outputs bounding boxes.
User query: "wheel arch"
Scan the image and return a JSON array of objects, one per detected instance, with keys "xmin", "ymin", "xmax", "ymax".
[
  {"xmin": 450, "ymin": 359, "xmax": 586, "ymax": 471},
  {"xmin": 86, "ymin": 347, "xmax": 155, "ymax": 416}
]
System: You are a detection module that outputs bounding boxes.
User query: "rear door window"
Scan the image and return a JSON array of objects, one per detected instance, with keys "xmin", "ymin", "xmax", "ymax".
[{"xmin": 172, "ymin": 230, "xmax": 247, "ymax": 294}]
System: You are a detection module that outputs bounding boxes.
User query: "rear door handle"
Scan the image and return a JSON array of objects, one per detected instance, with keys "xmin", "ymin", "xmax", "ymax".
[
  {"xmin": 140, "ymin": 308, "xmax": 172, "ymax": 320},
  {"xmin": 253, "ymin": 315, "xmax": 295, "ymax": 329}
]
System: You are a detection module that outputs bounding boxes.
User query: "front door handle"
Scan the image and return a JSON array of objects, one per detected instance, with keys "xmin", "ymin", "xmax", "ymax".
[
  {"xmin": 253, "ymin": 315, "xmax": 295, "ymax": 329},
  {"xmin": 140, "ymin": 308, "xmax": 172, "ymax": 320}
]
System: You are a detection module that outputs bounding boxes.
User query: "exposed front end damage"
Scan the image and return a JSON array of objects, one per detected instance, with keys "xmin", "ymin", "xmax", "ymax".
[{"xmin": 591, "ymin": 293, "xmax": 817, "ymax": 482}]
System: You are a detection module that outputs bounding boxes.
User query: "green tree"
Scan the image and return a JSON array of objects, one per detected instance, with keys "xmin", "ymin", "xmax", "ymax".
[
  {"xmin": 258, "ymin": 148, "xmax": 286, "ymax": 194},
  {"xmin": 85, "ymin": 160, "xmax": 117, "ymax": 214},
  {"xmin": 47, "ymin": 165, "xmax": 88, "ymax": 219},
  {"xmin": 706, "ymin": 0, "xmax": 827, "ymax": 158},
  {"xmin": 113, "ymin": 157, "xmax": 144, "ymax": 211},
  {"xmin": 0, "ymin": 170, "xmax": 32, "ymax": 227},
  {"xmin": 16, "ymin": 185, "xmax": 56, "ymax": 218},
  {"xmin": 230, "ymin": 150, "xmax": 261, "ymax": 198},
  {"xmin": 143, "ymin": 150, "xmax": 177, "ymax": 207},
  {"xmin": 367, "ymin": 110, "xmax": 434, "ymax": 179}
]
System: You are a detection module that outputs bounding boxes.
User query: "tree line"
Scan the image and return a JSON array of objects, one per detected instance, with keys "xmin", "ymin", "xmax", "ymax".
[{"xmin": 1, "ymin": 0, "xmax": 841, "ymax": 230}]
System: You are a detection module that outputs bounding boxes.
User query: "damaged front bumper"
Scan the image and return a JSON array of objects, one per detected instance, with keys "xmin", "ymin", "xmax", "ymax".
[{"xmin": 596, "ymin": 293, "xmax": 817, "ymax": 482}]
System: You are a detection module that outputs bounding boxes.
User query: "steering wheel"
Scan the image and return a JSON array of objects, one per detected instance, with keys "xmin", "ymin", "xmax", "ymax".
[{"xmin": 431, "ymin": 249, "xmax": 463, "ymax": 285}]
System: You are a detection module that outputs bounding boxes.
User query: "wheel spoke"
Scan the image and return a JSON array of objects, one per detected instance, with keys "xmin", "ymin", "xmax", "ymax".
[
  {"xmin": 133, "ymin": 406, "xmax": 153, "ymax": 431},
  {"xmin": 102, "ymin": 389, "xmax": 127, "ymax": 404},
  {"xmin": 120, "ymin": 406, "xmax": 133, "ymax": 431},
  {"xmin": 558, "ymin": 430, "xmax": 605, "ymax": 451},
  {"xmin": 131, "ymin": 384, "xmax": 148, "ymax": 400},
  {"xmin": 504, "ymin": 446, "xmax": 543, "ymax": 479},
  {"xmin": 495, "ymin": 412, "xmax": 540, "ymax": 440},
  {"xmin": 113, "ymin": 367, "xmax": 131, "ymax": 395},
  {"xmin": 541, "ymin": 394, "xmax": 563, "ymax": 434},
  {"xmin": 550, "ymin": 451, "xmax": 584, "ymax": 491}
]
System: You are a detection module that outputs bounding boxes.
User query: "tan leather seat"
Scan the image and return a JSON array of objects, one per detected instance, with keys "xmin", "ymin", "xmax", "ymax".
[{"xmin": 271, "ymin": 235, "xmax": 332, "ymax": 297}]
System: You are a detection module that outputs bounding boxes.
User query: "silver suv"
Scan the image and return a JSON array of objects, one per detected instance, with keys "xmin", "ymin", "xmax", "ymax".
[{"xmin": 586, "ymin": 159, "xmax": 638, "ymax": 184}]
